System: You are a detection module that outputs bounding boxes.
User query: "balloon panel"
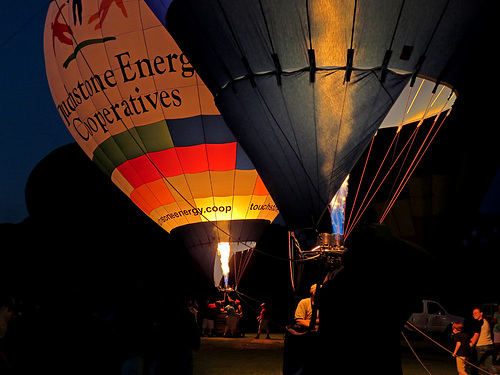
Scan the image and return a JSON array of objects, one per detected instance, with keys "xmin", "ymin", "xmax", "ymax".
[{"xmin": 44, "ymin": 0, "xmax": 279, "ymax": 235}]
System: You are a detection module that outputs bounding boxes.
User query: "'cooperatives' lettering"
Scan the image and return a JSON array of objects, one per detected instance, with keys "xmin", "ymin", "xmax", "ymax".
[
  {"xmin": 71, "ymin": 87, "xmax": 181, "ymax": 141},
  {"xmin": 57, "ymin": 50, "xmax": 194, "ymax": 139}
]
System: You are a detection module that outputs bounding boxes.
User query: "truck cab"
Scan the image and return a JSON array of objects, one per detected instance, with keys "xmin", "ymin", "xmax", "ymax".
[{"xmin": 406, "ymin": 299, "xmax": 464, "ymax": 335}]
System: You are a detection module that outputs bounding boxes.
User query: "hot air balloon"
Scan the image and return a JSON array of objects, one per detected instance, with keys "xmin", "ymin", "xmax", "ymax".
[
  {"xmin": 43, "ymin": 0, "xmax": 279, "ymax": 288},
  {"xmin": 143, "ymin": 0, "xmax": 485, "ymax": 235}
]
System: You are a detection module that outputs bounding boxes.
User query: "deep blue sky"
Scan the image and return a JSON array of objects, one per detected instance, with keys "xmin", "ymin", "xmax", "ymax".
[
  {"xmin": 0, "ymin": 1, "xmax": 498, "ymax": 225},
  {"xmin": 0, "ymin": 2, "xmax": 73, "ymax": 223}
]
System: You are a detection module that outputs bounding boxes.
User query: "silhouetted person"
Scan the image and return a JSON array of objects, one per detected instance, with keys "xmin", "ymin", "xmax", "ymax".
[
  {"xmin": 0, "ymin": 296, "xmax": 15, "ymax": 374},
  {"xmin": 117, "ymin": 283, "xmax": 200, "ymax": 375},
  {"xmin": 314, "ymin": 224, "xmax": 430, "ymax": 374}
]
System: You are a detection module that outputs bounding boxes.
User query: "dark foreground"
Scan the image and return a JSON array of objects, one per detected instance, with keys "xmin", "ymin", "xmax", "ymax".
[{"xmin": 193, "ymin": 334, "xmax": 500, "ymax": 375}]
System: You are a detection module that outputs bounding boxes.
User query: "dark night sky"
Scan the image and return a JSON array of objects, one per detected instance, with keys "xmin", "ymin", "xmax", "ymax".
[{"xmin": 0, "ymin": 2, "xmax": 74, "ymax": 224}]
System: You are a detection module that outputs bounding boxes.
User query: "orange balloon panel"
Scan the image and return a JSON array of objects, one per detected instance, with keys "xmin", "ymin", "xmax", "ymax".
[{"xmin": 43, "ymin": 0, "xmax": 279, "ymax": 237}]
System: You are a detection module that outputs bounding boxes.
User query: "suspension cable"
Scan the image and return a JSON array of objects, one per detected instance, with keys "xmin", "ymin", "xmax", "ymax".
[
  {"xmin": 344, "ymin": 131, "xmax": 402, "ymax": 238},
  {"xmin": 344, "ymin": 81, "xmax": 415, "ymax": 238},
  {"xmin": 235, "ymin": 289, "xmax": 288, "ymax": 331},
  {"xmin": 344, "ymin": 136, "xmax": 375, "ymax": 234},
  {"xmin": 379, "ymin": 108, "xmax": 450, "ymax": 223},
  {"xmin": 346, "ymin": 86, "xmax": 453, "ymax": 237}
]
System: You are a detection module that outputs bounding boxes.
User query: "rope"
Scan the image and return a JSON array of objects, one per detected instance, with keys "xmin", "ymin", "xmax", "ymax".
[
  {"xmin": 401, "ymin": 330, "xmax": 433, "ymax": 374},
  {"xmin": 234, "ymin": 249, "xmax": 254, "ymax": 287},
  {"xmin": 252, "ymin": 237, "xmax": 325, "ymax": 264},
  {"xmin": 235, "ymin": 290, "xmax": 288, "ymax": 331},
  {"xmin": 379, "ymin": 110, "xmax": 449, "ymax": 223},
  {"xmin": 344, "ymin": 136, "xmax": 375, "ymax": 237},
  {"xmin": 405, "ymin": 321, "xmax": 495, "ymax": 375},
  {"xmin": 0, "ymin": 1, "xmax": 51, "ymax": 50}
]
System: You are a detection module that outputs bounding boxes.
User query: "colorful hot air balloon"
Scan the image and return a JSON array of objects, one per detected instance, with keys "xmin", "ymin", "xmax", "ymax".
[
  {"xmin": 43, "ymin": 0, "xmax": 279, "ymax": 286},
  {"xmin": 145, "ymin": 0, "xmax": 487, "ymax": 234}
]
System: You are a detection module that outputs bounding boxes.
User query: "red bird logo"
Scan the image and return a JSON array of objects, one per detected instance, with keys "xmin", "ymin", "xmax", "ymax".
[
  {"xmin": 50, "ymin": 0, "xmax": 128, "ymax": 68},
  {"xmin": 51, "ymin": 3, "xmax": 73, "ymax": 51},
  {"xmin": 89, "ymin": 0, "xmax": 128, "ymax": 30}
]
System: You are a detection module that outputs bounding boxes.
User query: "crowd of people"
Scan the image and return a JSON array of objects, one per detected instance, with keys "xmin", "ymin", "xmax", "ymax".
[
  {"xmin": 1, "ymin": 287, "xmax": 276, "ymax": 375},
  {"xmin": 190, "ymin": 295, "xmax": 270, "ymax": 339}
]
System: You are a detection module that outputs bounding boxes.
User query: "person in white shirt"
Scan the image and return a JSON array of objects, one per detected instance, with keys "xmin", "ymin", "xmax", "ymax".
[
  {"xmin": 294, "ymin": 284, "xmax": 319, "ymax": 329},
  {"xmin": 470, "ymin": 308, "xmax": 498, "ymax": 375}
]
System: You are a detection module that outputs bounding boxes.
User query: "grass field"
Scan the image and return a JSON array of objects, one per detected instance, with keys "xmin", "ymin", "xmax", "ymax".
[
  {"xmin": 193, "ymin": 334, "xmax": 284, "ymax": 375},
  {"xmin": 192, "ymin": 333, "xmax": 500, "ymax": 375}
]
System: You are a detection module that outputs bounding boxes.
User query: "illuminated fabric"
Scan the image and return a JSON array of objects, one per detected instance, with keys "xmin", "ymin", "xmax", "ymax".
[
  {"xmin": 144, "ymin": 0, "xmax": 484, "ymax": 230},
  {"xmin": 43, "ymin": 0, "xmax": 278, "ymax": 245}
]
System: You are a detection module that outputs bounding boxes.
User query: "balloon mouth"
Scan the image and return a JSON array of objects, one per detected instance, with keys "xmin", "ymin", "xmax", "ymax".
[
  {"xmin": 214, "ymin": 240, "xmax": 257, "ymax": 289},
  {"xmin": 379, "ymin": 76, "xmax": 456, "ymax": 130}
]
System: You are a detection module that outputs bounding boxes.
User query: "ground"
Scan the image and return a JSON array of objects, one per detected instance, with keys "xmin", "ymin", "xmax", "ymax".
[
  {"xmin": 193, "ymin": 334, "xmax": 284, "ymax": 374},
  {"xmin": 192, "ymin": 333, "xmax": 500, "ymax": 375}
]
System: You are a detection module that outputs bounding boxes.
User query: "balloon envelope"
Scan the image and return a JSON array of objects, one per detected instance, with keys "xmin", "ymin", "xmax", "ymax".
[
  {"xmin": 151, "ymin": 0, "xmax": 484, "ymax": 231},
  {"xmin": 44, "ymin": 0, "xmax": 279, "ymax": 281}
]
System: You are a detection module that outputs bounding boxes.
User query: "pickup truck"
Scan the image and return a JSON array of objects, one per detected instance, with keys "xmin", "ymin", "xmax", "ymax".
[{"xmin": 405, "ymin": 299, "xmax": 464, "ymax": 335}]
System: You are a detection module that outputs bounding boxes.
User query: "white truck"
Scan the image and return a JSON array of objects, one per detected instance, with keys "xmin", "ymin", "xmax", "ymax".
[{"xmin": 405, "ymin": 299, "xmax": 464, "ymax": 335}]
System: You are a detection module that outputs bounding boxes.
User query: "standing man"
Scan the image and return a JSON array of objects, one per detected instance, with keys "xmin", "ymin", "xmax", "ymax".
[
  {"xmin": 201, "ymin": 300, "xmax": 218, "ymax": 337},
  {"xmin": 255, "ymin": 303, "xmax": 270, "ymax": 339},
  {"xmin": 294, "ymin": 284, "xmax": 319, "ymax": 329},
  {"xmin": 223, "ymin": 300, "xmax": 238, "ymax": 337},
  {"xmin": 470, "ymin": 307, "xmax": 498, "ymax": 375}
]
